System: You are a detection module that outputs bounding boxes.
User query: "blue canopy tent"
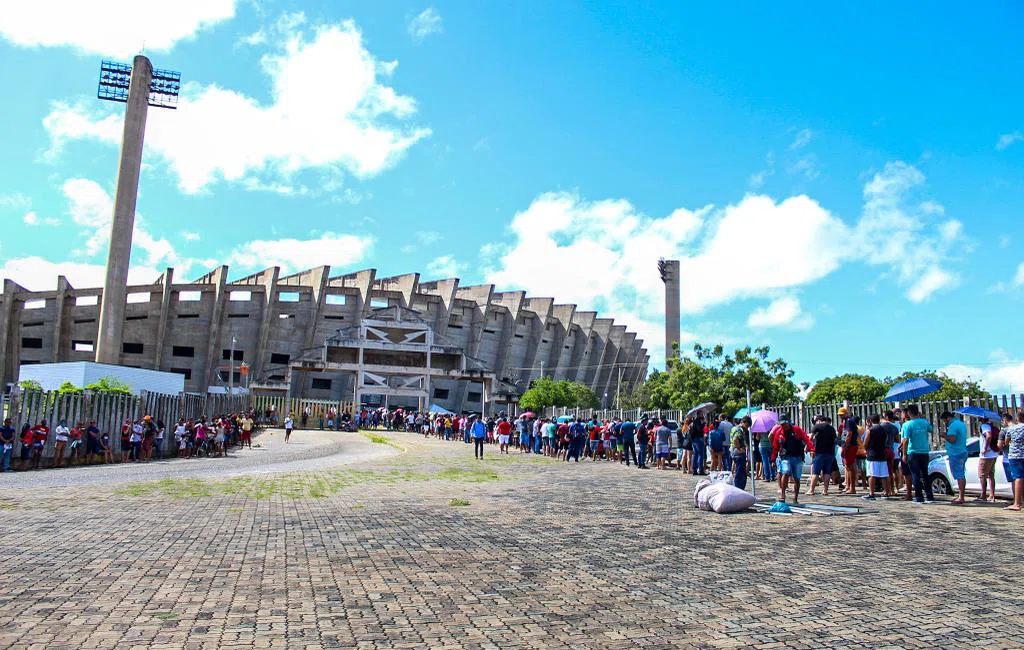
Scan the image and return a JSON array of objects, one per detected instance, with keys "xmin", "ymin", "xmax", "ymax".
[{"xmin": 428, "ymin": 404, "xmax": 455, "ymax": 415}]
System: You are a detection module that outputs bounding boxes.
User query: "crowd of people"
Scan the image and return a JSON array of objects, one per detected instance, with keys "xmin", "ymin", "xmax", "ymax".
[
  {"xmin": 5, "ymin": 401, "xmax": 1023, "ymax": 512},
  {"xmin": 368, "ymin": 404, "xmax": 1024, "ymax": 511},
  {"xmin": 0, "ymin": 411, "xmax": 260, "ymax": 471}
]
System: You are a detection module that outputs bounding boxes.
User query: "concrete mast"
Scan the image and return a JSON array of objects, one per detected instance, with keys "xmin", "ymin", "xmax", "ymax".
[
  {"xmin": 659, "ymin": 259, "xmax": 680, "ymax": 364},
  {"xmin": 95, "ymin": 55, "xmax": 152, "ymax": 365}
]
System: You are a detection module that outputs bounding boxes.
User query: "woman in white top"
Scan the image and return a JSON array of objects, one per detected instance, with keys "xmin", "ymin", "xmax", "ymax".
[{"xmin": 53, "ymin": 420, "xmax": 70, "ymax": 467}]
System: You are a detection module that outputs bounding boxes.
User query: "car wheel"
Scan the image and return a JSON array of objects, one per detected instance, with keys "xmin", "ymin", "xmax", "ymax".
[{"xmin": 929, "ymin": 473, "xmax": 952, "ymax": 496}]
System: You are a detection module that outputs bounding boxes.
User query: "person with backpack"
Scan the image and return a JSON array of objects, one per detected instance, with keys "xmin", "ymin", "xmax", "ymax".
[
  {"xmin": 770, "ymin": 416, "xmax": 814, "ymax": 504},
  {"xmin": 806, "ymin": 414, "xmax": 838, "ymax": 497},
  {"xmin": 730, "ymin": 417, "xmax": 751, "ymax": 490}
]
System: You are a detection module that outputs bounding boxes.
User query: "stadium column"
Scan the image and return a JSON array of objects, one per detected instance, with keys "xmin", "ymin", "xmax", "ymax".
[
  {"xmin": 96, "ymin": 55, "xmax": 152, "ymax": 366},
  {"xmin": 152, "ymin": 268, "xmax": 174, "ymax": 370},
  {"xmin": 52, "ymin": 276, "xmax": 70, "ymax": 362},
  {"xmin": 202, "ymin": 266, "xmax": 229, "ymax": 391}
]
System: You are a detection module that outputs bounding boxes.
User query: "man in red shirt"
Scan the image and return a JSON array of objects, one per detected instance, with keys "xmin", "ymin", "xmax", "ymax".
[
  {"xmin": 769, "ymin": 416, "xmax": 815, "ymax": 504},
  {"xmin": 496, "ymin": 417, "xmax": 513, "ymax": 454}
]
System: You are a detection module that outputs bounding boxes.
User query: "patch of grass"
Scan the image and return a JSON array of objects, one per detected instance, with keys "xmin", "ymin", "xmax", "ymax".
[
  {"xmin": 115, "ymin": 464, "xmax": 504, "ymax": 501},
  {"xmin": 0, "ymin": 503, "xmax": 16, "ymax": 511},
  {"xmin": 150, "ymin": 611, "xmax": 179, "ymax": 620},
  {"xmin": 226, "ymin": 507, "xmax": 244, "ymax": 513},
  {"xmin": 435, "ymin": 467, "xmax": 500, "ymax": 483},
  {"xmin": 361, "ymin": 432, "xmax": 404, "ymax": 450},
  {"xmin": 448, "ymin": 498, "xmax": 470, "ymax": 507},
  {"xmin": 351, "ymin": 503, "xmax": 365, "ymax": 509}
]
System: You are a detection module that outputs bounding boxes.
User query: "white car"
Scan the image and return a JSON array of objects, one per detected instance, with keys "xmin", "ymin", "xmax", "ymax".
[{"xmin": 927, "ymin": 437, "xmax": 1012, "ymax": 498}]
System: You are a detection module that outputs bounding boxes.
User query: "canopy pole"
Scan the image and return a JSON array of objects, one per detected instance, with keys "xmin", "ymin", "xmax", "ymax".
[{"xmin": 747, "ymin": 388, "xmax": 756, "ymax": 500}]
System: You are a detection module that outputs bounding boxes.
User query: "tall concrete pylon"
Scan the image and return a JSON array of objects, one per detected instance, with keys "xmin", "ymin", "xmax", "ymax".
[
  {"xmin": 659, "ymin": 259, "xmax": 681, "ymax": 364},
  {"xmin": 95, "ymin": 56, "xmax": 153, "ymax": 365}
]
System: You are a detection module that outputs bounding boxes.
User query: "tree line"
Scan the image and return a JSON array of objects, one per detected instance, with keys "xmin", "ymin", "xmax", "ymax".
[{"xmin": 619, "ymin": 344, "xmax": 989, "ymax": 414}]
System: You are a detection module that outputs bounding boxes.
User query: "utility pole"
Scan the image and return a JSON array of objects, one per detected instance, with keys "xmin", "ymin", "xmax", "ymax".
[
  {"xmin": 615, "ymin": 364, "xmax": 624, "ymax": 409},
  {"xmin": 229, "ymin": 335, "xmax": 236, "ymax": 394}
]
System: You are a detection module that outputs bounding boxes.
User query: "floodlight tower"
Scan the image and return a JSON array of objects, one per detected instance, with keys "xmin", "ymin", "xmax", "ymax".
[
  {"xmin": 94, "ymin": 56, "xmax": 180, "ymax": 365},
  {"xmin": 658, "ymin": 259, "xmax": 681, "ymax": 364}
]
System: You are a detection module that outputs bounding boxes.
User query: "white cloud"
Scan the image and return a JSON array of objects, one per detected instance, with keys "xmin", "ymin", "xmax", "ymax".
[
  {"xmin": 181, "ymin": 231, "xmax": 201, "ymax": 242},
  {"xmin": 484, "ymin": 160, "xmax": 963, "ymax": 366},
  {"xmin": 857, "ymin": 162, "xmax": 963, "ymax": 301},
  {"xmin": 0, "ymin": 193, "xmax": 31, "ymax": 211},
  {"xmin": 747, "ymin": 296, "xmax": 814, "ymax": 330},
  {"xmin": 425, "ymin": 255, "xmax": 463, "ymax": 278},
  {"xmin": 22, "ymin": 211, "xmax": 59, "ymax": 227},
  {"xmin": 748, "ymin": 152, "xmax": 775, "ymax": 188},
  {"xmin": 789, "ymin": 128, "xmax": 813, "ymax": 150},
  {"xmin": 996, "ymin": 131, "xmax": 1023, "ymax": 151},
  {"xmin": 940, "ymin": 360, "xmax": 1024, "ymax": 395},
  {"xmin": 408, "ymin": 8, "xmax": 443, "ymax": 42},
  {"xmin": 62, "ymin": 178, "xmax": 180, "ymax": 269},
  {"xmin": 401, "ymin": 230, "xmax": 442, "ymax": 253},
  {"xmin": 0, "ymin": 0, "xmax": 237, "ymax": 57},
  {"xmin": 999, "ymin": 235, "xmax": 1012, "ymax": 249},
  {"xmin": 1014, "ymin": 261, "xmax": 1024, "ymax": 287},
  {"xmin": 0, "ymin": 257, "xmax": 161, "ymax": 292},
  {"xmin": 787, "ymin": 154, "xmax": 820, "ymax": 179},
  {"xmin": 224, "ymin": 233, "xmax": 373, "ymax": 273},
  {"xmin": 44, "ymin": 17, "xmax": 430, "ymax": 194}
]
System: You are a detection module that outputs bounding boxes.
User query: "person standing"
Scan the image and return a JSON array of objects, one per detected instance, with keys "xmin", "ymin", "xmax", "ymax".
[
  {"xmin": 976, "ymin": 419, "xmax": 1000, "ymax": 503},
  {"xmin": 690, "ymin": 415, "xmax": 707, "ymax": 475},
  {"xmin": 730, "ymin": 417, "xmax": 751, "ymax": 490},
  {"xmin": 470, "ymin": 415, "xmax": 487, "ymax": 459},
  {"xmin": 758, "ymin": 425, "xmax": 775, "ymax": 483},
  {"xmin": 620, "ymin": 419, "xmax": 637, "ymax": 466},
  {"xmin": 940, "ymin": 411, "xmax": 969, "ymax": 505},
  {"xmin": 863, "ymin": 414, "xmax": 890, "ymax": 501},
  {"xmin": 708, "ymin": 415, "xmax": 730, "ymax": 471},
  {"xmin": 881, "ymin": 411, "xmax": 901, "ymax": 497},
  {"xmin": 1003, "ymin": 410, "xmax": 1024, "ymax": 511},
  {"xmin": 496, "ymin": 417, "xmax": 512, "ymax": 454},
  {"xmin": 900, "ymin": 404, "xmax": 935, "ymax": 504},
  {"xmin": 770, "ymin": 416, "xmax": 813, "ymax": 504},
  {"xmin": 806, "ymin": 415, "xmax": 838, "ymax": 496},
  {"xmin": 636, "ymin": 420, "xmax": 650, "ymax": 469},
  {"xmin": 0, "ymin": 418, "xmax": 14, "ymax": 473},
  {"xmin": 284, "ymin": 413, "xmax": 294, "ymax": 443},
  {"xmin": 53, "ymin": 420, "xmax": 70, "ymax": 467},
  {"xmin": 654, "ymin": 418, "xmax": 672, "ymax": 470}
]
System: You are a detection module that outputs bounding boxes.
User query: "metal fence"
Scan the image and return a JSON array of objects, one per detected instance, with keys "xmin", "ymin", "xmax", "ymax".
[
  {"xmin": 251, "ymin": 394, "xmax": 356, "ymax": 428},
  {"xmin": 3, "ymin": 388, "xmax": 251, "ymax": 464}
]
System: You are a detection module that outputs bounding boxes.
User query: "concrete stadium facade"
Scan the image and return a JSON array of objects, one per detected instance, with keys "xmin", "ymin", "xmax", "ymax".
[{"xmin": 0, "ymin": 266, "xmax": 648, "ymax": 414}]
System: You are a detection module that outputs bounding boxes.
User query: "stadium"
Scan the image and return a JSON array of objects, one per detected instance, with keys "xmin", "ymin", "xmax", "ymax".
[{"xmin": 0, "ymin": 265, "xmax": 649, "ymax": 414}]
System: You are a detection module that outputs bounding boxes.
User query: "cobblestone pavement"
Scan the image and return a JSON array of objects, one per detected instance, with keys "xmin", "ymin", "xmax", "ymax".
[
  {"xmin": 0, "ymin": 432, "xmax": 1021, "ymax": 649},
  {"xmin": 0, "ymin": 428, "xmax": 396, "ymax": 489}
]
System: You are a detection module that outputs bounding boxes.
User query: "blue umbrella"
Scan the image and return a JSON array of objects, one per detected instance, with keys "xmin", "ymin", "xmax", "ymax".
[
  {"xmin": 956, "ymin": 406, "xmax": 1001, "ymax": 421},
  {"xmin": 884, "ymin": 377, "xmax": 942, "ymax": 402},
  {"xmin": 556, "ymin": 415, "xmax": 574, "ymax": 423},
  {"xmin": 734, "ymin": 406, "xmax": 759, "ymax": 418}
]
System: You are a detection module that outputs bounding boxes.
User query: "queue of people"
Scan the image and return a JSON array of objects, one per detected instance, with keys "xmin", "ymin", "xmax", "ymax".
[
  {"xmin": 380, "ymin": 404, "xmax": 1024, "ymax": 510},
  {"xmin": 0, "ymin": 411, "xmax": 259, "ymax": 471}
]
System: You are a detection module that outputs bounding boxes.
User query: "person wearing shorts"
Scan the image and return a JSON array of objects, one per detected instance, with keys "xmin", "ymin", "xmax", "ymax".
[
  {"xmin": 863, "ymin": 415, "xmax": 890, "ymax": 500},
  {"xmin": 770, "ymin": 417, "xmax": 813, "ymax": 504},
  {"xmin": 807, "ymin": 414, "xmax": 838, "ymax": 496},
  {"xmin": 496, "ymin": 417, "xmax": 512, "ymax": 455},
  {"xmin": 978, "ymin": 421, "xmax": 1000, "ymax": 502},
  {"xmin": 654, "ymin": 418, "xmax": 672, "ymax": 470},
  {"xmin": 284, "ymin": 415, "xmax": 294, "ymax": 443},
  {"xmin": 941, "ymin": 411, "xmax": 969, "ymax": 505}
]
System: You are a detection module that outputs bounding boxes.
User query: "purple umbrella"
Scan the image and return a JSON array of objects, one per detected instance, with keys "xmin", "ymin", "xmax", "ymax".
[{"xmin": 750, "ymin": 409, "xmax": 779, "ymax": 433}]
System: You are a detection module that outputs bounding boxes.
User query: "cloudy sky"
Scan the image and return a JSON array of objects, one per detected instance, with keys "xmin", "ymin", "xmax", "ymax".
[{"xmin": 1, "ymin": 2, "xmax": 1022, "ymax": 392}]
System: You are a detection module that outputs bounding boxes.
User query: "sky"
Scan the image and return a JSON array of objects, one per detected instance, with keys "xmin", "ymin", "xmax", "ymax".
[{"xmin": 0, "ymin": 1, "xmax": 1022, "ymax": 393}]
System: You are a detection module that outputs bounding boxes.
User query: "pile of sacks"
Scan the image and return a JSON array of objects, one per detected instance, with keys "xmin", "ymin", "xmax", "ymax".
[{"xmin": 693, "ymin": 471, "xmax": 756, "ymax": 514}]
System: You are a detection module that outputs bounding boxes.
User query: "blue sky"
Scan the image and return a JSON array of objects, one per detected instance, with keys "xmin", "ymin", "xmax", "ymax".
[{"xmin": 1, "ymin": 1, "xmax": 1022, "ymax": 392}]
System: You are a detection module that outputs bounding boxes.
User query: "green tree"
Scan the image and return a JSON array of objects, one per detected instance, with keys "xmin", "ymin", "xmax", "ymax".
[
  {"xmin": 568, "ymin": 382, "xmax": 600, "ymax": 409},
  {"xmin": 623, "ymin": 344, "xmax": 800, "ymax": 414},
  {"xmin": 806, "ymin": 374, "xmax": 887, "ymax": 405},
  {"xmin": 57, "ymin": 381, "xmax": 83, "ymax": 395},
  {"xmin": 519, "ymin": 377, "xmax": 601, "ymax": 410},
  {"xmin": 18, "ymin": 379, "xmax": 42, "ymax": 392},
  {"xmin": 85, "ymin": 376, "xmax": 133, "ymax": 396},
  {"xmin": 883, "ymin": 371, "xmax": 989, "ymax": 401}
]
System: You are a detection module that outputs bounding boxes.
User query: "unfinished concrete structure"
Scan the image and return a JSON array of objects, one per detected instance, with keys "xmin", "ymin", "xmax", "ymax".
[{"xmin": 0, "ymin": 267, "xmax": 649, "ymax": 414}]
